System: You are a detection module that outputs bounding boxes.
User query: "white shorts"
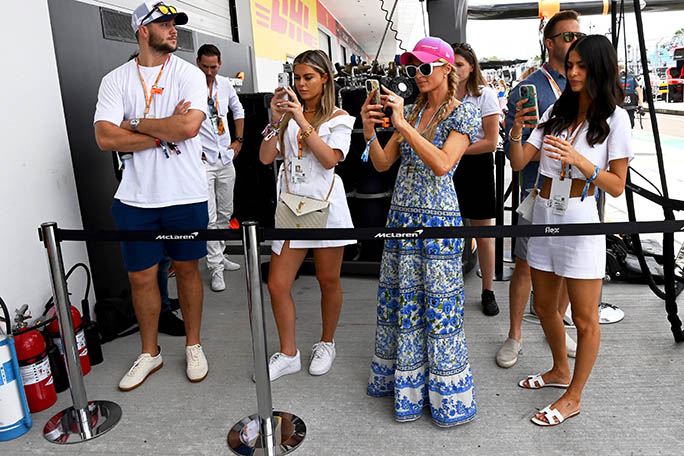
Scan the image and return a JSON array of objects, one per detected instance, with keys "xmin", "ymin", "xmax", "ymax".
[{"xmin": 527, "ymin": 195, "xmax": 605, "ymax": 279}]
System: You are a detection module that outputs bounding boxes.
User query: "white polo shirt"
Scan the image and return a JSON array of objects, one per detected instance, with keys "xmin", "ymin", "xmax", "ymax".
[{"xmin": 94, "ymin": 54, "xmax": 208, "ymax": 208}]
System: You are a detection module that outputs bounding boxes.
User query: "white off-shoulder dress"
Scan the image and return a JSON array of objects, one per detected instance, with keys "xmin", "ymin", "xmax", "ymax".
[{"xmin": 271, "ymin": 111, "xmax": 357, "ymax": 255}]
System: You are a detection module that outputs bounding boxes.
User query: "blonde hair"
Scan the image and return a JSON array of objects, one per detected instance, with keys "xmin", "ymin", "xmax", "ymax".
[
  {"xmin": 520, "ymin": 66, "xmax": 539, "ymax": 80},
  {"xmin": 398, "ymin": 65, "xmax": 459, "ymax": 143},
  {"xmin": 279, "ymin": 50, "xmax": 336, "ymax": 153}
]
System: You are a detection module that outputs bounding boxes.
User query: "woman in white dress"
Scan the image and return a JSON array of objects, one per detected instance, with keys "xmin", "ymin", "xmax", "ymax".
[
  {"xmin": 259, "ymin": 50, "xmax": 355, "ymax": 381},
  {"xmin": 509, "ymin": 35, "xmax": 633, "ymax": 426}
]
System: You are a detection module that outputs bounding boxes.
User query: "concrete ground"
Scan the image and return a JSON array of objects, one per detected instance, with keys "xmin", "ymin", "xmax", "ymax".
[{"xmin": 6, "ymin": 252, "xmax": 684, "ymax": 455}]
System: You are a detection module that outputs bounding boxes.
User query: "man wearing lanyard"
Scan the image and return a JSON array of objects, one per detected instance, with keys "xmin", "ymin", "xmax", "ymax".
[
  {"xmin": 196, "ymin": 44, "xmax": 245, "ymax": 292},
  {"xmin": 498, "ymin": 10, "xmax": 583, "ymax": 368},
  {"xmin": 94, "ymin": 1, "xmax": 210, "ymax": 391}
]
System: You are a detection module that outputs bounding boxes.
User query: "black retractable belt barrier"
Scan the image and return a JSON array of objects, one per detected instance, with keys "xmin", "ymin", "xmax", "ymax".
[{"xmin": 494, "ymin": 148, "xmax": 513, "ymax": 280}]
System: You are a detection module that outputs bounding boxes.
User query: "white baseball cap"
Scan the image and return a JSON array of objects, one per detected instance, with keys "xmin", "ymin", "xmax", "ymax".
[{"xmin": 131, "ymin": 1, "xmax": 188, "ymax": 33}]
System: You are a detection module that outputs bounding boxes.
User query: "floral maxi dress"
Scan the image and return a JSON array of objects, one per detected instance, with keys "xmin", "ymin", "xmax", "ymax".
[{"xmin": 367, "ymin": 102, "xmax": 481, "ymax": 427}]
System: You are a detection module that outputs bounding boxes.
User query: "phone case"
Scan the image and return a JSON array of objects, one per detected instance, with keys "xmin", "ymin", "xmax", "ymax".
[
  {"xmin": 277, "ymin": 73, "xmax": 290, "ymax": 101},
  {"xmin": 519, "ymin": 84, "xmax": 539, "ymax": 125},
  {"xmin": 366, "ymin": 80, "xmax": 380, "ymax": 105}
]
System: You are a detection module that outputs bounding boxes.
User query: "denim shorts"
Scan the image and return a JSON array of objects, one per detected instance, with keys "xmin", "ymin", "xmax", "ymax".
[{"xmin": 111, "ymin": 200, "xmax": 208, "ymax": 272}]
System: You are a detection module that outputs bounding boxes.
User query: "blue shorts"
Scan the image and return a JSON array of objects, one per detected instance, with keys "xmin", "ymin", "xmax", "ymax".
[{"xmin": 111, "ymin": 200, "xmax": 209, "ymax": 272}]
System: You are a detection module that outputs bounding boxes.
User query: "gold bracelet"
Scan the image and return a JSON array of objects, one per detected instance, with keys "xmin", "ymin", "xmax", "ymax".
[
  {"xmin": 509, "ymin": 132, "xmax": 522, "ymax": 143},
  {"xmin": 301, "ymin": 125, "xmax": 315, "ymax": 139}
]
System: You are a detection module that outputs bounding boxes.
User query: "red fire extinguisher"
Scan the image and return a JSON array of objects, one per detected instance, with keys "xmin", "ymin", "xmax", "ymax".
[
  {"xmin": 45, "ymin": 305, "xmax": 91, "ymax": 377},
  {"xmin": 13, "ymin": 310, "xmax": 57, "ymax": 413}
]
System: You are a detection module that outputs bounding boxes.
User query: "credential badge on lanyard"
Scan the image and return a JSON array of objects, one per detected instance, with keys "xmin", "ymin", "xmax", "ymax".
[{"xmin": 549, "ymin": 122, "xmax": 584, "ymax": 215}]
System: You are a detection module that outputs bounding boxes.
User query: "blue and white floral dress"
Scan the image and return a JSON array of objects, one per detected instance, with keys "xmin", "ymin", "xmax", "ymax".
[{"xmin": 367, "ymin": 101, "xmax": 481, "ymax": 427}]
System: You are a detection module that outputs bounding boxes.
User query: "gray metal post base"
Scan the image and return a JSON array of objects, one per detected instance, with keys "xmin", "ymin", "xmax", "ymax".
[
  {"xmin": 228, "ymin": 411, "xmax": 306, "ymax": 455},
  {"xmin": 44, "ymin": 400, "xmax": 122, "ymax": 444}
]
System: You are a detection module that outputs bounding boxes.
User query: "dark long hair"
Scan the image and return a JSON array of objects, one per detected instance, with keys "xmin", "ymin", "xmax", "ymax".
[
  {"xmin": 451, "ymin": 42, "xmax": 485, "ymax": 97},
  {"xmin": 541, "ymin": 35, "xmax": 623, "ymax": 146}
]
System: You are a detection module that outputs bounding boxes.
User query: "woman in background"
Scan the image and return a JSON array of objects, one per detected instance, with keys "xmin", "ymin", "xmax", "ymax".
[{"xmin": 452, "ymin": 42, "xmax": 502, "ymax": 316}]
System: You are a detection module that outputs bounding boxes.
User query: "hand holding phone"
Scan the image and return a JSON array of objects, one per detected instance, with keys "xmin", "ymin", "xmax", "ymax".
[
  {"xmin": 519, "ymin": 84, "xmax": 539, "ymax": 126},
  {"xmin": 277, "ymin": 72, "xmax": 290, "ymax": 101}
]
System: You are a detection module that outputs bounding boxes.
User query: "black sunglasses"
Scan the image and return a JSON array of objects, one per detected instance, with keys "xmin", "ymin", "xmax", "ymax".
[
  {"xmin": 550, "ymin": 31, "xmax": 586, "ymax": 43},
  {"xmin": 452, "ymin": 42, "xmax": 474, "ymax": 54},
  {"xmin": 405, "ymin": 62, "xmax": 446, "ymax": 78},
  {"xmin": 140, "ymin": 2, "xmax": 178, "ymax": 26}
]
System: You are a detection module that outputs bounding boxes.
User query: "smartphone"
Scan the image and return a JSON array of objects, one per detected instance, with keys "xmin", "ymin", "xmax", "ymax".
[
  {"xmin": 519, "ymin": 84, "xmax": 539, "ymax": 126},
  {"xmin": 277, "ymin": 72, "xmax": 290, "ymax": 101},
  {"xmin": 366, "ymin": 79, "xmax": 381, "ymax": 105}
]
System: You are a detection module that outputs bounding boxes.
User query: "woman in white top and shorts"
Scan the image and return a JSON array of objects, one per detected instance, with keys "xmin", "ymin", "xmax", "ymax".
[
  {"xmin": 259, "ymin": 50, "xmax": 355, "ymax": 381},
  {"xmin": 509, "ymin": 35, "xmax": 633, "ymax": 426}
]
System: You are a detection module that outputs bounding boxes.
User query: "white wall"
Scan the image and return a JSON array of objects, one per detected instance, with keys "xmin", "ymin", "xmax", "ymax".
[{"xmin": 0, "ymin": 2, "xmax": 93, "ymax": 327}]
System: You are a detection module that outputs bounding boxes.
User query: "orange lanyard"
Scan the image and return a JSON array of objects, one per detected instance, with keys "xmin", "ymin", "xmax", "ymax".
[
  {"xmin": 559, "ymin": 121, "xmax": 584, "ymax": 179},
  {"xmin": 209, "ymin": 81, "xmax": 219, "ymax": 111},
  {"xmin": 541, "ymin": 64, "xmax": 562, "ymax": 100},
  {"xmin": 136, "ymin": 55, "xmax": 170, "ymax": 118},
  {"xmin": 297, "ymin": 130, "xmax": 303, "ymax": 159}
]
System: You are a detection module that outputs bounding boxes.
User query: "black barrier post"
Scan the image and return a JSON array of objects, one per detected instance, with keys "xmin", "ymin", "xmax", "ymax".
[
  {"xmin": 494, "ymin": 148, "xmax": 513, "ymax": 281},
  {"xmin": 228, "ymin": 222, "xmax": 306, "ymax": 455},
  {"xmin": 631, "ymin": 0, "xmax": 683, "ymax": 342},
  {"xmin": 40, "ymin": 222, "xmax": 122, "ymax": 443}
]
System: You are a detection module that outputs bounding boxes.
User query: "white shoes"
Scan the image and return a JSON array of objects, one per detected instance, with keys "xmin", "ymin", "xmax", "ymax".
[
  {"xmin": 210, "ymin": 270, "xmax": 226, "ymax": 291},
  {"xmin": 222, "ymin": 255, "xmax": 241, "ymax": 271},
  {"xmin": 119, "ymin": 347, "xmax": 163, "ymax": 391},
  {"xmin": 496, "ymin": 337, "xmax": 523, "ymax": 368},
  {"xmin": 309, "ymin": 341, "xmax": 336, "ymax": 376},
  {"xmin": 263, "ymin": 350, "xmax": 301, "ymax": 382},
  {"xmin": 186, "ymin": 344, "xmax": 209, "ymax": 382}
]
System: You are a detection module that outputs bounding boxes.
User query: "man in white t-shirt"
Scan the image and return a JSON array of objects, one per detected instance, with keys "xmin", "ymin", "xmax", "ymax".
[
  {"xmin": 196, "ymin": 44, "xmax": 245, "ymax": 292},
  {"xmin": 94, "ymin": 1, "xmax": 210, "ymax": 391}
]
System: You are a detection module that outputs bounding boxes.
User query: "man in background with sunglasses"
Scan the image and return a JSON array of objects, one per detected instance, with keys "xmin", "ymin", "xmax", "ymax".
[
  {"xmin": 94, "ymin": 1, "xmax": 210, "ymax": 391},
  {"xmin": 196, "ymin": 44, "xmax": 245, "ymax": 292},
  {"xmin": 498, "ymin": 10, "xmax": 582, "ymax": 369}
]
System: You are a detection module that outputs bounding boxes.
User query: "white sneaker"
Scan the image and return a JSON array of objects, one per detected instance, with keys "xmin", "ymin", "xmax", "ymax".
[
  {"xmin": 257, "ymin": 350, "xmax": 301, "ymax": 382},
  {"xmin": 222, "ymin": 256, "xmax": 241, "ymax": 271},
  {"xmin": 309, "ymin": 341, "xmax": 336, "ymax": 376},
  {"xmin": 210, "ymin": 271, "xmax": 226, "ymax": 292},
  {"xmin": 565, "ymin": 332, "xmax": 577, "ymax": 358},
  {"xmin": 119, "ymin": 347, "xmax": 163, "ymax": 391},
  {"xmin": 186, "ymin": 344, "xmax": 208, "ymax": 382}
]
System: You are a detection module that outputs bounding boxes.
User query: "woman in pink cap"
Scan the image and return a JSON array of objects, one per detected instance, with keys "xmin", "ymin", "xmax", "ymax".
[{"xmin": 361, "ymin": 36, "xmax": 481, "ymax": 427}]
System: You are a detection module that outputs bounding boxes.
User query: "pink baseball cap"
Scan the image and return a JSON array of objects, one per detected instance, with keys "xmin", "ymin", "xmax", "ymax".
[{"xmin": 400, "ymin": 37, "xmax": 454, "ymax": 65}]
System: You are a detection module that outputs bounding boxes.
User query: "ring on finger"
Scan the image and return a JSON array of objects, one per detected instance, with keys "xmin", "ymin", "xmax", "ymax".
[{"xmin": 388, "ymin": 96, "xmax": 395, "ymax": 102}]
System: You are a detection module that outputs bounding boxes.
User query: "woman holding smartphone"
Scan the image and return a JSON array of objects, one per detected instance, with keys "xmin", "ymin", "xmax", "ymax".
[
  {"xmin": 361, "ymin": 37, "xmax": 481, "ymax": 427},
  {"xmin": 259, "ymin": 50, "xmax": 355, "ymax": 381},
  {"xmin": 451, "ymin": 42, "xmax": 502, "ymax": 316},
  {"xmin": 509, "ymin": 35, "xmax": 632, "ymax": 426}
]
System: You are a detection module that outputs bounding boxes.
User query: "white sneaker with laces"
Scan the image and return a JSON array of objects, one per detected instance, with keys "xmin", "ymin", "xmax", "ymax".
[
  {"xmin": 186, "ymin": 344, "xmax": 208, "ymax": 382},
  {"xmin": 309, "ymin": 341, "xmax": 336, "ymax": 376},
  {"xmin": 255, "ymin": 350, "xmax": 301, "ymax": 382},
  {"xmin": 119, "ymin": 347, "xmax": 163, "ymax": 391},
  {"xmin": 222, "ymin": 256, "xmax": 241, "ymax": 271},
  {"xmin": 210, "ymin": 270, "xmax": 226, "ymax": 292}
]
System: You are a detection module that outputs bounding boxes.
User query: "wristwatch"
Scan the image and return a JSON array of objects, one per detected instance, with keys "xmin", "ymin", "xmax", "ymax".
[
  {"xmin": 130, "ymin": 118, "xmax": 141, "ymax": 131},
  {"xmin": 235, "ymin": 137, "xmax": 244, "ymax": 143}
]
